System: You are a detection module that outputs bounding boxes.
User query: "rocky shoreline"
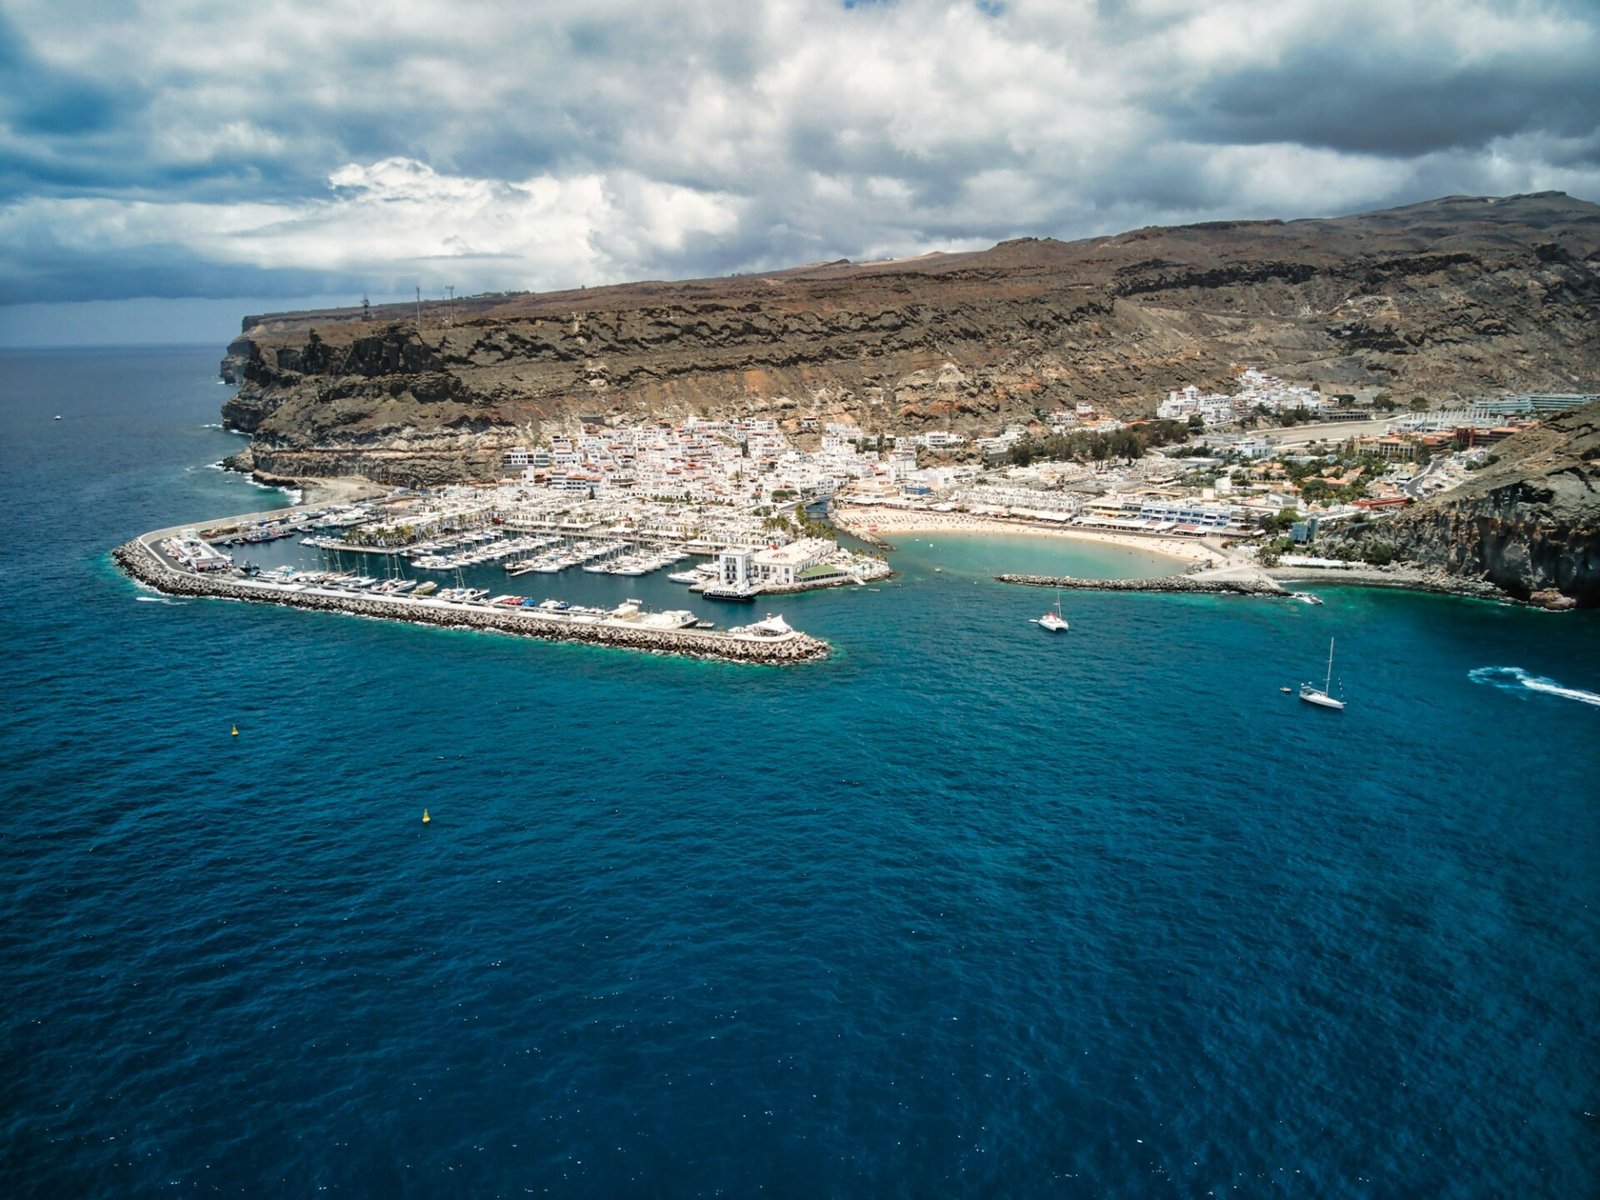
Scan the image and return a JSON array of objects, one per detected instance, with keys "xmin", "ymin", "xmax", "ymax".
[
  {"xmin": 114, "ymin": 540, "xmax": 829, "ymax": 665},
  {"xmin": 1264, "ymin": 564, "xmax": 1518, "ymax": 603}
]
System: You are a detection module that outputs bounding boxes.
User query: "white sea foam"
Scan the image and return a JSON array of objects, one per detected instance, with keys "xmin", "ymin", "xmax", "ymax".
[{"xmin": 1469, "ymin": 666, "xmax": 1600, "ymax": 708}]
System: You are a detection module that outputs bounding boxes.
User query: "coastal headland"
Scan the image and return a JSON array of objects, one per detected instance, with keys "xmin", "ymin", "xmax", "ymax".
[{"xmin": 114, "ymin": 529, "xmax": 829, "ymax": 665}]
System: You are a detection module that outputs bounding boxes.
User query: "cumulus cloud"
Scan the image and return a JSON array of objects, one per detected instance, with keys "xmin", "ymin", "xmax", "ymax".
[
  {"xmin": 0, "ymin": 0, "xmax": 1595, "ymax": 308},
  {"xmin": 0, "ymin": 157, "xmax": 745, "ymax": 302}
]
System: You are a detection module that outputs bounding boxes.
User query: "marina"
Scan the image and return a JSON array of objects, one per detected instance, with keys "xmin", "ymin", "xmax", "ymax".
[{"xmin": 117, "ymin": 527, "xmax": 828, "ymax": 664}]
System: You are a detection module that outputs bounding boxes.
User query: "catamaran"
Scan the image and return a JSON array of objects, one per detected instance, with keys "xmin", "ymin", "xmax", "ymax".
[
  {"xmin": 1032, "ymin": 592, "xmax": 1068, "ymax": 633},
  {"xmin": 1299, "ymin": 637, "xmax": 1345, "ymax": 710}
]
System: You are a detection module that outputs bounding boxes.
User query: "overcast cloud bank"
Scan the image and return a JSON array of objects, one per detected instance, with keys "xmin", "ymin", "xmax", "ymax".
[{"xmin": 1, "ymin": 0, "xmax": 1596, "ymax": 332}]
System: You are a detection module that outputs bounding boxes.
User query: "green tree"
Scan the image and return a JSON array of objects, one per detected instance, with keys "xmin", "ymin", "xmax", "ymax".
[{"xmin": 1261, "ymin": 508, "xmax": 1300, "ymax": 535}]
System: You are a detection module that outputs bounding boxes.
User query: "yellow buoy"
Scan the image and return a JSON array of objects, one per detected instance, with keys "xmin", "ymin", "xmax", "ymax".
[
  {"xmin": 422, "ymin": 809, "xmax": 431, "ymax": 824},
  {"xmin": 231, "ymin": 725, "xmax": 238, "ymax": 737}
]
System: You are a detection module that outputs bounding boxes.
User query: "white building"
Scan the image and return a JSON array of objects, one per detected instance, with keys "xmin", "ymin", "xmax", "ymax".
[
  {"xmin": 716, "ymin": 547, "xmax": 755, "ymax": 589},
  {"xmin": 1158, "ymin": 384, "xmax": 1235, "ymax": 423},
  {"xmin": 750, "ymin": 538, "xmax": 835, "ymax": 586}
]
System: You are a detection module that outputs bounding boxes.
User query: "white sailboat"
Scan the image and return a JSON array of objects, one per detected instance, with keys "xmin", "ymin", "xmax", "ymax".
[
  {"xmin": 1299, "ymin": 637, "xmax": 1345, "ymax": 710},
  {"xmin": 1032, "ymin": 592, "xmax": 1068, "ymax": 633}
]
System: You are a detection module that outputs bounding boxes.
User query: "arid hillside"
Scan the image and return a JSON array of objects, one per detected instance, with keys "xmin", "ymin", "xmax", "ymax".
[{"xmin": 220, "ymin": 191, "xmax": 1600, "ymax": 485}]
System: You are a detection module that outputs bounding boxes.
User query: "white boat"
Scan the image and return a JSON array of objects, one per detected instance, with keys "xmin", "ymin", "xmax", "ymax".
[
  {"xmin": 1031, "ymin": 592, "xmax": 1068, "ymax": 632},
  {"xmin": 731, "ymin": 613, "xmax": 795, "ymax": 640},
  {"xmin": 1299, "ymin": 638, "xmax": 1346, "ymax": 710}
]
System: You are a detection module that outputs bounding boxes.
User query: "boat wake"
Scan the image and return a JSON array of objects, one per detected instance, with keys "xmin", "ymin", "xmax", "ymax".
[
  {"xmin": 1469, "ymin": 666, "xmax": 1600, "ymax": 709},
  {"xmin": 135, "ymin": 596, "xmax": 187, "ymax": 606}
]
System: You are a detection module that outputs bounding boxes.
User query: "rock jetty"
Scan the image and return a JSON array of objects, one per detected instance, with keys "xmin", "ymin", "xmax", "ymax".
[
  {"xmin": 997, "ymin": 572, "xmax": 1286, "ymax": 597},
  {"xmin": 114, "ymin": 540, "xmax": 828, "ymax": 665}
]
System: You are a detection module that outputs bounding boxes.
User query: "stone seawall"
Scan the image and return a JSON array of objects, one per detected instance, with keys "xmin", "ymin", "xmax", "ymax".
[
  {"xmin": 997, "ymin": 572, "xmax": 1285, "ymax": 597},
  {"xmin": 115, "ymin": 541, "xmax": 829, "ymax": 665}
]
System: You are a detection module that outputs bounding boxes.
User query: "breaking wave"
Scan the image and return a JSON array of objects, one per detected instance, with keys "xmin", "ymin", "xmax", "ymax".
[{"xmin": 1469, "ymin": 666, "xmax": 1600, "ymax": 708}]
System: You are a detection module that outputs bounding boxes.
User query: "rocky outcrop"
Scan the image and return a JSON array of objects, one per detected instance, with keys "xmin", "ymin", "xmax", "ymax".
[
  {"xmin": 1353, "ymin": 401, "xmax": 1600, "ymax": 605},
  {"xmin": 221, "ymin": 191, "xmax": 1600, "ymax": 484}
]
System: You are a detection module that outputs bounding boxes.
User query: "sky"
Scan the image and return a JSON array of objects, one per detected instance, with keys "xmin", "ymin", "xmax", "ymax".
[{"xmin": 1, "ymin": 0, "xmax": 1597, "ymax": 346}]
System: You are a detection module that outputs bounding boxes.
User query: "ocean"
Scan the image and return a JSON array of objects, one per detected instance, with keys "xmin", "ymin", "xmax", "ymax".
[{"xmin": 3, "ymin": 346, "xmax": 1597, "ymax": 1198}]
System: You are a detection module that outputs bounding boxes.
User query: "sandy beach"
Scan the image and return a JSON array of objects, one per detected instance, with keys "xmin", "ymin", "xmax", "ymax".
[
  {"xmin": 830, "ymin": 504, "xmax": 1232, "ymax": 568},
  {"xmin": 284, "ymin": 475, "xmax": 388, "ymax": 506}
]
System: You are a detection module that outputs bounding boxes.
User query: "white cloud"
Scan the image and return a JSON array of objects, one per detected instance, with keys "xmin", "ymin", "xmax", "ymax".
[
  {"xmin": 0, "ymin": 0, "xmax": 1594, "ymax": 306},
  {"xmin": 1195, "ymin": 144, "xmax": 1412, "ymax": 215},
  {"xmin": 0, "ymin": 157, "xmax": 744, "ymax": 296}
]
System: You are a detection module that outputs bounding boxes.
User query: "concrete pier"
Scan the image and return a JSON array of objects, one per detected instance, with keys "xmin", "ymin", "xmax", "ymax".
[{"xmin": 115, "ymin": 537, "xmax": 829, "ymax": 665}]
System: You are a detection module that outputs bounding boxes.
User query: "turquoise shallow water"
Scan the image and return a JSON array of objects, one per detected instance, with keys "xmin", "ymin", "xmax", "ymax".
[{"xmin": 3, "ymin": 347, "xmax": 1598, "ymax": 1198}]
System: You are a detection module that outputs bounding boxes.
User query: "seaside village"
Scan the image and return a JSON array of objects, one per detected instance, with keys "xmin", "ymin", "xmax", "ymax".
[{"xmin": 190, "ymin": 368, "xmax": 1595, "ymax": 596}]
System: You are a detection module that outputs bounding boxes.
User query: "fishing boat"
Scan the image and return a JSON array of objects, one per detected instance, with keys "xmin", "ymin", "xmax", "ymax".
[
  {"xmin": 1031, "ymin": 592, "xmax": 1068, "ymax": 633},
  {"xmin": 1299, "ymin": 638, "xmax": 1345, "ymax": 710}
]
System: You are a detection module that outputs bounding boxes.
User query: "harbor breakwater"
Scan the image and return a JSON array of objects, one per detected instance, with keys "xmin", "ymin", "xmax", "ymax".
[
  {"xmin": 997, "ymin": 572, "xmax": 1286, "ymax": 596},
  {"xmin": 114, "ymin": 540, "xmax": 829, "ymax": 664}
]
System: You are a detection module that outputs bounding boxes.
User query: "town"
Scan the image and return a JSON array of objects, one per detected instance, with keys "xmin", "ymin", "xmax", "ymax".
[
  {"xmin": 440, "ymin": 370, "xmax": 1594, "ymax": 566},
  {"xmin": 192, "ymin": 369, "xmax": 1594, "ymax": 592}
]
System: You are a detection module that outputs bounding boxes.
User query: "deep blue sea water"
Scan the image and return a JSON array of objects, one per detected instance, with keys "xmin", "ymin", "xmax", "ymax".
[{"xmin": 3, "ymin": 347, "xmax": 1598, "ymax": 1198}]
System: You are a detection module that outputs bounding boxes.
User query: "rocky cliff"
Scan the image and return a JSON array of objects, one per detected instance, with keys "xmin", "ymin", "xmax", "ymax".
[
  {"xmin": 221, "ymin": 191, "xmax": 1600, "ymax": 485},
  {"xmin": 1364, "ymin": 401, "xmax": 1600, "ymax": 606}
]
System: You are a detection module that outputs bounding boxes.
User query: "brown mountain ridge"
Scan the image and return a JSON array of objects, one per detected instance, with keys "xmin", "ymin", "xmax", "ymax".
[{"xmin": 220, "ymin": 191, "xmax": 1600, "ymax": 485}]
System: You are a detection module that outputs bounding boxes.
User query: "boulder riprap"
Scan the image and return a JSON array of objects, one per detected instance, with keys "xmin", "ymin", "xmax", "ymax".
[{"xmin": 997, "ymin": 572, "xmax": 1285, "ymax": 596}]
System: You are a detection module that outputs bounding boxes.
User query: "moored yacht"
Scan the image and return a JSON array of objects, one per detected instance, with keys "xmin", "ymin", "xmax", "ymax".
[
  {"xmin": 1299, "ymin": 638, "xmax": 1345, "ymax": 710},
  {"xmin": 1031, "ymin": 592, "xmax": 1068, "ymax": 632}
]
